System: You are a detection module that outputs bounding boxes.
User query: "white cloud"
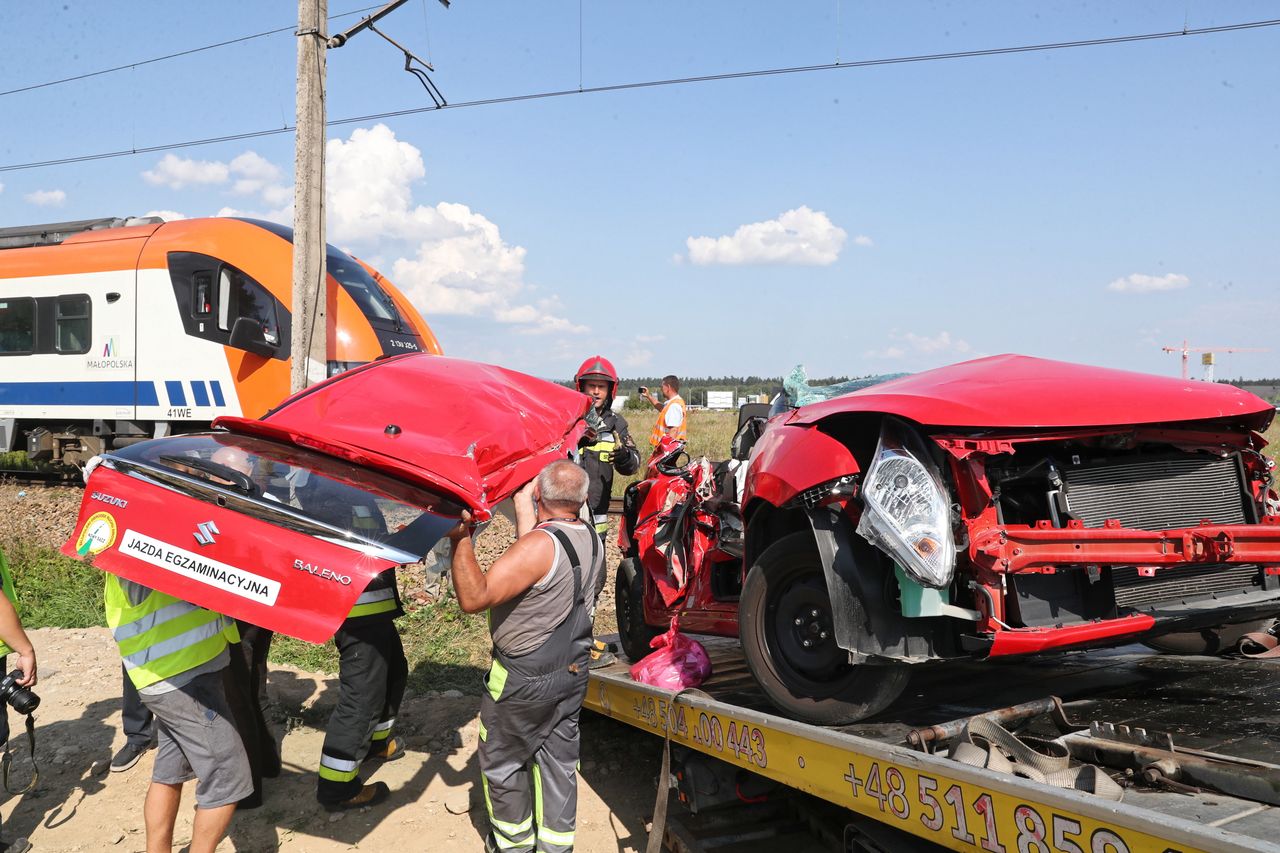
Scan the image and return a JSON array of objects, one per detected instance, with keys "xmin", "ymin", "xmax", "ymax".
[
  {"xmin": 144, "ymin": 209, "xmax": 187, "ymax": 221},
  {"xmin": 1108, "ymin": 272, "xmax": 1190, "ymax": 293},
  {"xmin": 25, "ymin": 189, "xmax": 66, "ymax": 207},
  {"xmin": 0, "ymin": 182, "xmax": 5, "ymax": 194},
  {"xmin": 327, "ymin": 124, "xmax": 585, "ymax": 335},
  {"xmin": 622, "ymin": 347, "xmax": 654, "ymax": 369},
  {"xmin": 853, "ymin": 234, "xmax": 875, "ymax": 247},
  {"xmin": 229, "ymin": 152, "xmax": 291, "ymax": 206},
  {"xmin": 144, "ymin": 125, "xmax": 587, "ymax": 337},
  {"xmin": 866, "ymin": 330, "xmax": 972, "ymax": 360},
  {"xmin": 685, "ymin": 206, "xmax": 847, "ymax": 266},
  {"xmin": 142, "ymin": 153, "xmax": 229, "ymax": 189}
]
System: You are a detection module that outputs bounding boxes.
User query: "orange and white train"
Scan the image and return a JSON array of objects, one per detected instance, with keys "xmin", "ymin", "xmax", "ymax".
[{"xmin": 0, "ymin": 215, "xmax": 441, "ymax": 464}]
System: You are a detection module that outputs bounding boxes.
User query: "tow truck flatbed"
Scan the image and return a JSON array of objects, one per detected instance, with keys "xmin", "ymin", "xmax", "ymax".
[{"xmin": 586, "ymin": 638, "xmax": 1280, "ymax": 853}]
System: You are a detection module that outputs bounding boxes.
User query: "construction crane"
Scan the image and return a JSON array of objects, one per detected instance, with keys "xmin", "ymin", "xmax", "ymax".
[{"xmin": 1161, "ymin": 340, "xmax": 1268, "ymax": 381}]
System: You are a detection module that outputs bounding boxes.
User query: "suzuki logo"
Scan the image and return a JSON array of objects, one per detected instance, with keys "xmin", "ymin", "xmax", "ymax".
[{"xmin": 193, "ymin": 521, "xmax": 220, "ymax": 546}]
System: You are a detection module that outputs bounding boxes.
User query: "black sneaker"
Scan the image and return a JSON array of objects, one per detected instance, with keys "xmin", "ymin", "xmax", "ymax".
[
  {"xmin": 110, "ymin": 740, "xmax": 154, "ymax": 773},
  {"xmin": 320, "ymin": 781, "xmax": 391, "ymax": 812},
  {"xmin": 1, "ymin": 837, "xmax": 33, "ymax": 853}
]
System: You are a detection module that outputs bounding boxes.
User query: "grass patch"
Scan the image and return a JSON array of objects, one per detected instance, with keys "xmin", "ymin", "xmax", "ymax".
[
  {"xmin": 6, "ymin": 544, "xmax": 104, "ymax": 629},
  {"xmin": 0, "ymin": 451, "xmax": 55, "ymax": 472},
  {"xmin": 614, "ymin": 409, "xmax": 740, "ymax": 497},
  {"xmin": 268, "ymin": 589, "xmax": 490, "ymax": 694}
]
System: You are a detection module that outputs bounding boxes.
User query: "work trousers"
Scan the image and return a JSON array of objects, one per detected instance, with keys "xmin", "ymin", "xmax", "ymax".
[
  {"xmin": 478, "ymin": 684, "xmax": 587, "ymax": 853},
  {"xmin": 316, "ymin": 618, "xmax": 407, "ymax": 804},
  {"xmin": 120, "ymin": 663, "xmax": 154, "ymax": 746},
  {"xmin": 222, "ymin": 626, "xmax": 282, "ymax": 808}
]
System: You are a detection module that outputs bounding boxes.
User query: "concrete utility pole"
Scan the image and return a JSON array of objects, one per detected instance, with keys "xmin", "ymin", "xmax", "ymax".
[{"xmin": 291, "ymin": 0, "xmax": 329, "ymax": 393}]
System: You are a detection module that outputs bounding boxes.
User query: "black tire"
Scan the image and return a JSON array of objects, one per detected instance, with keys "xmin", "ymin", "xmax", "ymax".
[
  {"xmin": 616, "ymin": 557, "xmax": 659, "ymax": 663},
  {"xmin": 740, "ymin": 532, "xmax": 909, "ymax": 725},
  {"xmin": 1142, "ymin": 618, "xmax": 1276, "ymax": 655}
]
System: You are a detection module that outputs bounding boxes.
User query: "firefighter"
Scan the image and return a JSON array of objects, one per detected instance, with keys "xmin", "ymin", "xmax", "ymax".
[
  {"xmin": 572, "ymin": 356, "xmax": 640, "ymax": 538},
  {"xmin": 573, "ymin": 356, "xmax": 639, "ymax": 669},
  {"xmin": 309, "ymin": 483, "xmax": 408, "ymax": 812},
  {"xmin": 447, "ymin": 460, "xmax": 605, "ymax": 853}
]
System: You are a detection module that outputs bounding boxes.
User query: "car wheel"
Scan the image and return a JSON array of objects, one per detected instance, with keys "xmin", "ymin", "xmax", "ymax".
[
  {"xmin": 1142, "ymin": 618, "xmax": 1276, "ymax": 655},
  {"xmin": 616, "ymin": 557, "xmax": 659, "ymax": 662},
  {"xmin": 740, "ymin": 532, "xmax": 909, "ymax": 725}
]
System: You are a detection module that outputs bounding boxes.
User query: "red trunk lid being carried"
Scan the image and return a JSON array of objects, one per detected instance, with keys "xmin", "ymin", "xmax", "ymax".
[{"xmin": 62, "ymin": 354, "xmax": 591, "ymax": 642}]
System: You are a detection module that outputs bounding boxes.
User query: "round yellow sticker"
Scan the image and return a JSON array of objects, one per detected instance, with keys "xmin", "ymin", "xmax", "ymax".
[{"xmin": 75, "ymin": 511, "xmax": 118, "ymax": 556}]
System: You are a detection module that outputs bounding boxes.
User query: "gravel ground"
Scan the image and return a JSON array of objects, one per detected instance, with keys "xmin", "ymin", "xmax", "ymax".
[{"xmin": 0, "ymin": 483, "xmax": 83, "ymax": 553}]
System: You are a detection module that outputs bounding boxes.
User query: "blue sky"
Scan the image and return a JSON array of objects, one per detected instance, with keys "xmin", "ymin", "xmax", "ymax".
[{"xmin": 3, "ymin": 1, "xmax": 1278, "ymax": 380}]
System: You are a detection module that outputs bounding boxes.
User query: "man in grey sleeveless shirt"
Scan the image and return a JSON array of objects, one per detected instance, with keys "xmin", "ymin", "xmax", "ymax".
[{"xmin": 449, "ymin": 460, "xmax": 605, "ymax": 853}]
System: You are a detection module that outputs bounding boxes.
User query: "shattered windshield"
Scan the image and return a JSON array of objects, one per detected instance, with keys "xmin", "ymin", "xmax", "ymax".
[{"xmin": 109, "ymin": 433, "xmax": 462, "ymax": 562}]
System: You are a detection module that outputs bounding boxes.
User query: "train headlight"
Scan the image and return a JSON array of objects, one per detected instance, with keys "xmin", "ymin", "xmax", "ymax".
[{"xmin": 856, "ymin": 419, "xmax": 956, "ymax": 588}]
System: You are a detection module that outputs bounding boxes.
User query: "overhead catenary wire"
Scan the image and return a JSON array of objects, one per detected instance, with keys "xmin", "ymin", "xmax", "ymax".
[
  {"xmin": 2, "ymin": 16, "xmax": 1277, "ymax": 174},
  {"xmin": 0, "ymin": 4, "xmax": 386, "ymax": 98}
]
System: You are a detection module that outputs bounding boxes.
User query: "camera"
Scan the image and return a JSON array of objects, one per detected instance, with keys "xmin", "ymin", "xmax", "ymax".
[
  {"xmin": 638, "ymin": 386, "xmax": 648, "ymax": 395},
  {"xmin": 0, "ymin": 670, "xmax": 39, "ymax": 715}
]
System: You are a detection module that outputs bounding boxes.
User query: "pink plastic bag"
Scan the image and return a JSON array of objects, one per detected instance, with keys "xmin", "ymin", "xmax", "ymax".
[{"xmin": 629, "ymin": 616, "xmax": 712, "ymax": 690}]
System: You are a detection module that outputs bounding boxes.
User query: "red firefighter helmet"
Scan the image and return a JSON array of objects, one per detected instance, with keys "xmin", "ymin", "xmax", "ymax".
[{"xmin": 575, "ymin": 355, "xmax": 619, "ymax": 402}]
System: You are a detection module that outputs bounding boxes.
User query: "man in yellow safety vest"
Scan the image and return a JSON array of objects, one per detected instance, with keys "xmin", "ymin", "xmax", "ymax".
[{"xmin": 105, "ymin": 574, "xmax": 251, "ymax": 853}]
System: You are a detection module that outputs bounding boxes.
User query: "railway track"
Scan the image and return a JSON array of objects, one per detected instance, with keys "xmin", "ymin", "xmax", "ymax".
[{"xmin": 608, "ymin": 496, "xmax": 623, "ymax": 516}]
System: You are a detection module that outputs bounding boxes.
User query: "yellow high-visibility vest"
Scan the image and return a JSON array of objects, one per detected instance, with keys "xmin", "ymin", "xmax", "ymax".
[{"xmin": 104, "ymin": 575, "xmax": 238, "ymax": 690}]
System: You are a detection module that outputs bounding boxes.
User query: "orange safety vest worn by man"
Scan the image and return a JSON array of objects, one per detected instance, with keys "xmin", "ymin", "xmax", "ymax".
[{"xmin": 640, "ymin": 375, "xmax": 687, "ymax": 449}]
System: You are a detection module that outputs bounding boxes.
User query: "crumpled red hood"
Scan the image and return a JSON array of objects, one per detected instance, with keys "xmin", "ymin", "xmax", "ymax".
[
  {"xmin": 790, "ymin": 354, "xmax": 1276, "ymax": 431},
  {"xmin": 216, "ymin": 354, "xmax": 591, "ymax": 520}
]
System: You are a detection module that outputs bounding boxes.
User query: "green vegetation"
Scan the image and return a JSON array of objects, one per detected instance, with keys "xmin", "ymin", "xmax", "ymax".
[
  {"xmin": 613, "ymin": 408, "xmax": 740, "ymax": 497},
  {"xmin": 7, "ymin": 544, "xmax": 104, "ymax": 629},
  {"xmin": 269, "ymin": 590, "xmax": 491, "ymax": 694}
]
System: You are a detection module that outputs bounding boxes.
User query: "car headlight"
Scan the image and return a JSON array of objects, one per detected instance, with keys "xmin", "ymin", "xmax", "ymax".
[{"xmin": 856, "ymin": 419, "xmax": 956, "ymax": 588}]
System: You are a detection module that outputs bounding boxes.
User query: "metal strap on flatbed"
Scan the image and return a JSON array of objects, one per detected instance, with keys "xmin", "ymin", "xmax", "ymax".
[{"xmin": 585, "ymin": 657, "xmax": 1280, "ymax": 853}]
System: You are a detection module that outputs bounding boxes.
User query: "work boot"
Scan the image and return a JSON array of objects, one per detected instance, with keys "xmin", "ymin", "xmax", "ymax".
[
  {"xmin": 320, "ymin": 781, "xmax": 391, "ymax": 812},
  {"xmin": 365, "ymin": 735, "xmax": 406, "ymax": 763},
  {"xmin": 588, "ymin": 638, "xmax": 618, "ymax": 669}
]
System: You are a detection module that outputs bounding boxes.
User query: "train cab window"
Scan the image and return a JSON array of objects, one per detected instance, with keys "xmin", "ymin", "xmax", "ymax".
[
  {"xmin": 224, "ymin": 267, "xmax": 280, "ymax": 346},
  {"xmin": 217, "ymin": 269, "xmax": 233, "ymax": 331},
  {"xmin": 166, "ymin": 251, "xmax": 290, "ymax": 359},
  {"xmin": 55, "ymin": 294, "xmax": 91, "ymax": 354},
  {"xmin": 193, "ymin": 272, "xmax": 214, "ymax": 318},
  {"xmin": 0, "ymin": 298, "xmax": 35, "ymax": 355}
]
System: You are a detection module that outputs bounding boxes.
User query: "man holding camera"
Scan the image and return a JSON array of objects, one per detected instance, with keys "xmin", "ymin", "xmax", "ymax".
[
  {"xmin": 639, "ymin": 375, "xmax": 687, "ymax": 450},
  {"xmin": 0, "ymin": 549, "xmax": 36, "ymax": 853}
]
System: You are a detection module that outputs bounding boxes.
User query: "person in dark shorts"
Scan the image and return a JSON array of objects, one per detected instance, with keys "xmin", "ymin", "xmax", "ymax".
[{"xmin": 105, "ymin": 575, "xmax": 252, "ymax": 853}]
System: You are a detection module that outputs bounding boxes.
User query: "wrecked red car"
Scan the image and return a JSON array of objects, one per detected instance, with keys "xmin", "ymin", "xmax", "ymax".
[
  {"xmin": 63, "ymin": 355, "xmax": 590, "ymax": 642},
  {"xmin": 617, "ymin": 355, "xmax": 1280, "ymax": 724}
]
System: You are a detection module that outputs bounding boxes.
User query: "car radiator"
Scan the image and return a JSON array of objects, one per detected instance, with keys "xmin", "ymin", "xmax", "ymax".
[
  {"xmin": 1064, "ymin": 454, "xmax": 1250, "ymax": 530},
  {"xmin": 1063, "ymin": 454, "xmax": 1262, "ymax": 608}
]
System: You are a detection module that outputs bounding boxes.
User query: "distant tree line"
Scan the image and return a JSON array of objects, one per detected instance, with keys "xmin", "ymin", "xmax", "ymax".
[{"xmin": 556, "ymin": 373, "xmax": 887, "ymax": 409}]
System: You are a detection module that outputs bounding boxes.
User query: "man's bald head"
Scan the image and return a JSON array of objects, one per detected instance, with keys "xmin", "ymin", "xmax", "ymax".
[
  {"xmin": 536, "ymin": 460, "xmax": 588, "ymax": 511},
  {"xmin": 211, "ymin": 445, "xmax": 253, "ymax": 477}
]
